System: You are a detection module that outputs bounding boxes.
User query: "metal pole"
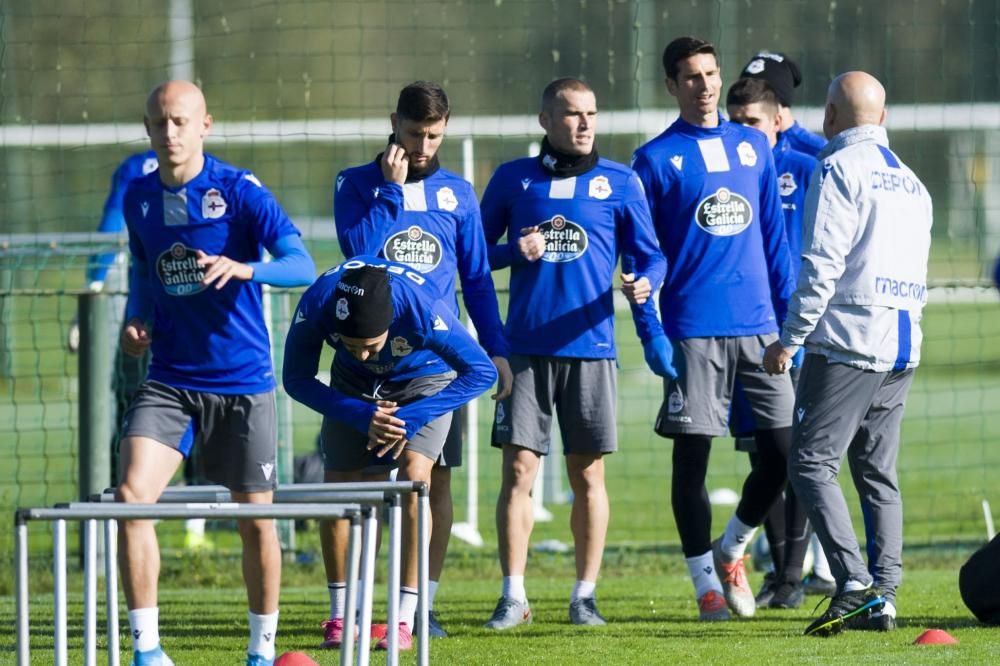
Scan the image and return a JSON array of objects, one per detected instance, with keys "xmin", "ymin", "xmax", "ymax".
[
  {"xmin": 83, "ymin": 520, "xmax": 97, "ymax": 666},
  {"xmin": 386, "ymin": 495, "xmax": 402, "ymax": 666},
  {"xmin": 356, "ymin": 507, "xmax": 377, "ymax": 664},
  {"xmin": 105, "ymin": 519, "xmax": 120, "ymax": 666},
  {"xmin": 54, "ymin": 519, "xmax": 68, "ymax": 666},
  {"xmin": 16, "ymin": 514, "xmax": 29, "ymax": 666},
  {"xmin": 341, "ymin": 514, "xmax": 361, "ymax": 666},
  {"xmin": 417, "ymin": 489, "xmax": 430, "ymax": 666}
]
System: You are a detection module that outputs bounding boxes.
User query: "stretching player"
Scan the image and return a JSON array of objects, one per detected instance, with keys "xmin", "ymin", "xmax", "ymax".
[
  {"xmin": 631, "ymin": 37, "xmax": 796, "ymax": 621},
  {"xmin": 481, "ymin": 78, "xmax": 669, "ymax": 629},
  {"xmin": 725, "ymin": 77, "xmax": 817, "ymax": 609},
  {"xmin": 331, "ymin": 81, "xmax": 511, "ymax": 642},
  {"xmin": 283, "ymin": 259, "xmax": 498, "ymax": 650},
  {"xmin": 765, "ymin": 71, "xmax": 933, "ymax": 636},
  {"xmin": 117, "ymin": 80, "xmax": 316, "ymax": 666}
]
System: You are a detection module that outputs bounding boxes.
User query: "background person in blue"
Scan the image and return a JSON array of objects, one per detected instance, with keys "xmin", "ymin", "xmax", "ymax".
[
  {"xmin": 116, "ymin": 80, "xmax": 315, "ymax": 666},
  {"xmin": 282, "ymin": 259, "xmax": 498, "ymax": 650},
  {"xmin": 631, "ymin": 37, "xmax": 796, "ymax": 621},
  {"xmin": 479, "ymin": 77, "xmax": 670, "ymax": 629},
  {"xmin": 725, "ymin": 77, "xmax": 818, "ymax": 610},
  {"xmin": 333, "ymin": 80, "xmax": 512, "ymax": 641}
]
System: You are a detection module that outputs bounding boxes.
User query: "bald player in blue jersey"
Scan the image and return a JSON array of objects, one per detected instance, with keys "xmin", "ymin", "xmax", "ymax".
[
  {"xmin": 283, "ymin": 258, "xmax": 498, "ymax": 650},
  {"xmin": 631, "ymin": 37, "xmax": 797, "ymax": 621},
  {"xmin": 116, "ymin": 80, "xmax": 315, "ymax": 666},
  {"xmin": 480, "ymin": 78, "xmax": 670, "ymax": 629},
  {"xmin": 331, "ymin": 81, "xmax": 511, "ymax": 641},
  {"xmin": 726, "ymin": 77, "xmax": 818, "ymax": 610}
]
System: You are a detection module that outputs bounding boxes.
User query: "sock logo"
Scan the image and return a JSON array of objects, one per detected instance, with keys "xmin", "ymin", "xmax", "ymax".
[
  {"xmin": 702, "ymin": 566, "xmax": 713, "ymax": 575},
  {"xmin": 133, "ymin": 629, "xmax": 142, "ymax": 639},
  {"xmin": 736, "ymin": 535, "xmax": 746, "ymax": 543},
  {"xmin": 263, "ymin": 632, "xmax": 273, "ymax": 642}
]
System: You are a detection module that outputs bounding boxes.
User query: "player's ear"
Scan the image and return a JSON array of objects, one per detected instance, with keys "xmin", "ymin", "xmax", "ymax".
[
  {"xmin": 390, "ymin": 112, "xmax": 398, "ymax": 136},
  {"xmin": 201, "ymin": 112, "xmax": 213, "ymax": 137},
  {"xmin": 878, "ymin": 107, "xmax": 887, "ymax": 126},
  {"xmin": 538, "ymin": 110, "xmax": 551, "ymax": 132},
  {"xmin": 143, "ymin": 116, "xmax": 151, "ymax": 137},
  {"xmin": 664, "ymin": 76, "xmax": 678, "ymax": 97}
]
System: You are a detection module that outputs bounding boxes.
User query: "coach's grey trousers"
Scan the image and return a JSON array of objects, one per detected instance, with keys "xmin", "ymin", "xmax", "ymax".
[{"xmin": 787, "ymin": 354, "xmax": 915, "ymax": 603}]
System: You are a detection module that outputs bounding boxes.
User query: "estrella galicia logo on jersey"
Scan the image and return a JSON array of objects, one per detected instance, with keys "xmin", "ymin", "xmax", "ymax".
[
  {"xmin": 778, "ymin": 172, "xmax": 797, "ymax": 196},
  {"xmin": 201, "ymin": 188, "xmax": 227, "ymax": 219},
  {"xmin": 156, "ymin": 243, "xmax": 207, "ymax": 296},
  {"xmin": 695, "ymin": 188, "xmax": 753, "ymax": 236},
  {"xmin": 539, "ymin": 215, "xmax": 588, "ymax": 263},
  {"xmin": 383, "ymin": 226, "xmax": 443, "ymax": 273},
  {"xmin": 436, "ymin": 186, "xmax": 458, "ymax": 212}
]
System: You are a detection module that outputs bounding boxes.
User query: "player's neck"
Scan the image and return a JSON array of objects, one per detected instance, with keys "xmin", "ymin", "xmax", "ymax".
[
  {"xmin": 159, "ymin": 154, "xmax": 206, "ymax": 189},
  {"xmin": 680, "ymin": 109, "xmax": 719, "ymax": 129}
]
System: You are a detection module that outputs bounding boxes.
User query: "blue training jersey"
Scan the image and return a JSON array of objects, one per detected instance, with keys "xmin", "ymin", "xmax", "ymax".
[
  {"xmin": 334, "ymin": 161, "xmax": 509, "ymax": 358},
  {"xmin": 88, "ymin": 150, "xmax": 159, "ymax": 286},
  {"xmin": 283, "ymin": 256, "xmax": 497, "ymax": 440},
  {"xmin": 783, "ymin": 121, "xmax": 826, "ymax": 158},
  {"xmin": 123, "ymin": 154, "xmax": 303, "ymax": 394},
  {"xmin": 631, "ymin": 116, "xmax": 794, "ymax": 339},
  {"xmin": 774, "ymin": 133, "xmax": 819, "ymax": 282},
  {"xmin": 480, "ymin": 156, "xmax": 666, "ymax": 358}
]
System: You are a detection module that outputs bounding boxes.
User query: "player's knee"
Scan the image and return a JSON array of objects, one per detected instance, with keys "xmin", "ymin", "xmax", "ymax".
[
  {"xmin": 237, "ymin": 517, "xmax": 277, "ymax": 545},
  {"xmin": 566, "ymin": 455, "xmax": 605, "ymax": 492},
  {"xmin": 115, "ymin": 479, "xmax": 154, "ymax": 504}
]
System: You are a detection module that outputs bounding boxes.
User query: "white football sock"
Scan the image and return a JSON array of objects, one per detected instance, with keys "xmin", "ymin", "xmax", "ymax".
[
  {"xmin": 328, "ymin": 581, "xmax": 346, "ymax": 619},
  {"xmin": 686, "ymin": 552, "xmax": 723, "ymax": 598},
  {"xmin": 571, "ymin": 580, "xmax": 596, "ymax": 602},
  {"xmin": 720, "ymin": 514, "xmax": 757, "ymax": 560},
  {"xmin": 399, "ymin": 587, "xmax": 419, "ymax": 628},
  {"xmin": 502, "ymin": 575, "xmax": 527, "ymax": 603},
  {"xmin": 127, "ymin": 607, "xmax": 160, "ymax": 652},
  {"xmin": 844, "ymin": 579, "xmax": 869, "ymax": 593},
  {"xmin": 428, "ymin": 579, "xmax": 439, "ymax": 611},
  {"xmin": 247, "ymin": 610, "xmax": 278, "ymax": 659},
  {"xmin": 810, "ymin": 534, "xmax": 834, "ymax": 580}
]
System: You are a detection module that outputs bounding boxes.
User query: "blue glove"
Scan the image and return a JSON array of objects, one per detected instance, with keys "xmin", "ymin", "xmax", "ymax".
[
  {"xmin": 642, "ymin": 335, "xmax": 677, "ymax": 379},
  {"xmin": 791, "ymin": 347, "xmax": 805, "ymax": 368}
]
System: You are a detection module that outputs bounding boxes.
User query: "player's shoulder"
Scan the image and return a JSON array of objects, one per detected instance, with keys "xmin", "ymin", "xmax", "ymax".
[
  {"xmin": 123, "ymin": 168, "xmax": 162, "ymax": 200},
  {"xmin": 594, "ymin": 157, "xmax": 634, "ymax": 178},
  {"xmin": 338, "ymin": 160, "xmax": 380, "ymax": 183},
  {"xmin": 725, "ymin": 121, "xmax": 770, "ymax": 149},
  {"xmin": 491, "ymin": 156, "xmax": 538, "ymax": 181},
  {"xmin": 431, "ymin": 166, "xmax": 476, "ymax": 194}
]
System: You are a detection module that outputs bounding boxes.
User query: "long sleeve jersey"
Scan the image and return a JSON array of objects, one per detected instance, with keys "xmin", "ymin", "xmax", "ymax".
[
  {"xmin": 123, "ymin": 154, "xmax": 311, "ymax": 394},
  {"xmin": 480, "ymin": 156, "xmax": 666, "ymax": 357},
  {"xmin": 334, "ymin": 161, "xmax": 509, "ymax": 358},
  {"xmin": 774, "ymin": 133, "xmax": 819, "ymax": 282},
  {"xmin": 631, "ymin": 116, "xmax": 794, "ymax": 339},
  {"xmin": 783, "ymin": 120, "xmax": 827, "ymax": 158},
  {"xmin": 283, "ymin": 256, "xmax": 497, "ymax": 440},
  {"xmin": 779, "ymin": 125, "xmax": 933, "ymax": 371}
]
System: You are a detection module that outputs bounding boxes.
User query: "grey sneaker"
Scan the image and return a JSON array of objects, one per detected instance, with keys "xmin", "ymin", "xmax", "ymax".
[
  {"xmin": 484, "ymin": 596, "xmax": 532, "ymax": 630},
  {"xmin": 425, "ymin": 610, "xmax": 448, "ymax": 638},
  {"xmin": 754, "ymin": 571, "xmax": 778, "ymax": 607},
  {"xmin": 569, "ymin": 597, "xmax": 607, "ymax": 626},
  {"xmin": 802, "ymin": 573, "xmax": 837, "ymax": 597},
  {"xmin": 712, "ymin": 538, "xmax": 756, "ymax": 617}
]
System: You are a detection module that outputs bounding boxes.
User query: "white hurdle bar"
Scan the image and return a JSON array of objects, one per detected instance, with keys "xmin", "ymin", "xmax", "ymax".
[{"xmin": 15, "ymin": 503, "xmax": 363, "ymax": 666}]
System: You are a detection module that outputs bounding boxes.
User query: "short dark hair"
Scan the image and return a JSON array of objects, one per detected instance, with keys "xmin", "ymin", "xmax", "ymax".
[
  {"xmin": 662, "ymin": 36, "xmax": 717, "ymax": 81},
  {"xmin": 541, "ymin": 77, "xmax": 593, "ymax": 113},
  {"xmin": 726, "ymin": 78, "xmax": 780, "ymax": 115},
  {"xmin": 395, "ymin": 81, "xmax": 450, "ymax": 123}
]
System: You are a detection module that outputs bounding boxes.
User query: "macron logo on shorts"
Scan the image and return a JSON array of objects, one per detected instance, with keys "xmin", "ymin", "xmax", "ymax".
[{"xmin": 260, "ymin": 463, "xmax": 274, "ymax": 480}]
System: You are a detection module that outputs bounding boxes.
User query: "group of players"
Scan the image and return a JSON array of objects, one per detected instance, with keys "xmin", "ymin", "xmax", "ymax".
[{"xmin": 104, "ymin": 33, "xmax": 932, "ymax": 666}]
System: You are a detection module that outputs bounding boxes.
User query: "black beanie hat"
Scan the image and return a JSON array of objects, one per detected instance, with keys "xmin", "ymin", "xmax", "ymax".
[
  {"xmin": 739, "ymin": 52, "xmax": 803, "ymax": 107},
  {"xmin": 331, "ymin": 265, "xmax": 393, "ymax": 338}
]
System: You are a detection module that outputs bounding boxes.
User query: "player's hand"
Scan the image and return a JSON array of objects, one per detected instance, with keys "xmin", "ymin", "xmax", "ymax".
[
  {"xmin": 67, "ymin": 321, "xmax": 80, "ymax": 353},
  {"xmin": 517, "ymin": 226, "xmax": 546, "ymax": 262},
  {"xmin": 620, "ymin": 273, "xmax": 652, "ymax": 305},
  {"xmin": 491, "ymin": 355, "xmax": 513, "ymax": 401},
  {"xmin": 121, "ymin": 317, "xmax": 151, "ymax": 358},
  {"xmin": 196, "ymin": 250, "xmax": 254, "ymax": 290},
  {"xmin": 763, "ymin": 341, "xmax": 795, "ymax": 375},
  {"xmin": 642, "ymin": 335, "xmax": 677, "ymax": 379},
  {"xmin": 381, "ymin": 143, "xmax": 409, "ymax": 185},
  {"xmin": 367, "ymin": 400, "xmax": 407, "ymax": 456}
]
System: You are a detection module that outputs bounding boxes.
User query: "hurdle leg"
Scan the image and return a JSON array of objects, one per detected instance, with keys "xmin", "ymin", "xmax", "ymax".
[
  {"xmin": 341, "ymin": 514, "xmax": 362, "ymax": 666},
  {"xmin": 105, "ymin": 519, "xmax": 119, "ymax": 666},
  {"xmin": 356, "ymin": 507, "xmax": 377, "ymax": 664},
  {"xmin": 54, "ymin": 519, "xmax": 68, "ymax": 666},
  {"xmin": 83, "ymin": 519, "xmax": 97, "ymax": 666},
  {"xmin": 417, "ymin": 492, "xmax": 430, "ymax": 666},
  {"xmin": 16, "ymin": 516, "xmax": 29, "ymax": 666},
  {"xmin": 386, "ymin": 496, "xmax": 402, "ymax": 666}
]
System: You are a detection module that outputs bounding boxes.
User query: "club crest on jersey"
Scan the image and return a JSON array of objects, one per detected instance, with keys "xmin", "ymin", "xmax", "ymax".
[
  {"xmin": 335, "ymin": 297, "xmax": 350, "ymax": 320},
  {"xmin": 737, "ymin": 141, "xmax": 757, "ymax": 167},
  {"xmin": 745, "ymin": 58, "xmax": 766, "ymax": 75},
  {"xmin": 778, "ymin": 172, "xmax": 797, "ymax": 196},
  {"xmin": 538, "ymin": 214, "xmax": 588, "ymax": 263},
  {"xmin": 695, "ymin": 187, "xmax": 753, "ymax": 236},
  {"xmin": 142, "ymin": 157, "xmax": 159, "ymax": 175},
  {"xmin": 436, "ymin": 186, "xmax": 458, "ymax": 212},
  {"xmin": 383, "ymin": 225, "xmax": 443, "ymax": 273},
  {"xmin": 156, "ymin": 243, "xmax": 207, "ymax": 296},
  {"xmin": 201, "ymin": 188, "xmax": 227, "ymax": 219},
  {"xmin": 588, "ymin": 175, "xmax": 612, "ymax": 200},
  {"xmin": 390, "ymin": 336, "xmax": 413, "ymax": 357}
]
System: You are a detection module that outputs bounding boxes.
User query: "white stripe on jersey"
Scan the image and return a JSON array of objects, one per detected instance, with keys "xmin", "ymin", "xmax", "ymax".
[
  {"xmin": 163, "ymin": 189, "xmax": 189, "ymax": 226},
  {"xmin": 548, "ymin": 176, "xmax": 576, "ymax": 199},
  {"xmin": 402, "ymin": 181, "xmax": 428, "ymax": 211},
  {"xmin": 697, "ymin": 138, "xmax": 731, "ymax": 173}
]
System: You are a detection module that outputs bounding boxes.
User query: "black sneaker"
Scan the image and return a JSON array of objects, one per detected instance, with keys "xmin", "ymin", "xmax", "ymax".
[
  {"xmin": 802, "ymin": 573, "xmax": 837, "ymax": 597},
  {"xmin": 755, "ymin": 572, "xmax": 778, "ymax": 607},
  {"xmin": 769, "ymin": 579, "xmax": 805, "ymax": 609},
  {"xmin": 803, "ymin": 588, "xmax": 885, "ymax": 637},
  {"xmin": 845, "ymin": 608, "xmax": 896, "ymax": 632}
]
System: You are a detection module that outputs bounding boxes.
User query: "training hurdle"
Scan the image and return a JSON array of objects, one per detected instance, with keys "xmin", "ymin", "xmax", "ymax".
[
  {"xmin": 97, "ymin": 481, "xmax": 432, "ymax": 666},
  {"xmin": 15, "ymin": 503, "xmax": 365, "ymax": 666}
]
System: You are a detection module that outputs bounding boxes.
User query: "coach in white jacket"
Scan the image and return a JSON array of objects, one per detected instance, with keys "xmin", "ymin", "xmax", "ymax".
[{"xmin": 764, "ymin": 71, "xmax": 932, "ymax": 636}]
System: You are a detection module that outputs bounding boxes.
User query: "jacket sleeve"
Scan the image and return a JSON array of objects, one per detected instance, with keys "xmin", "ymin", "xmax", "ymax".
[
  {"xmin": 618, "ymin": 171, "xmax": 667, "ymax": 342},
  {"xmin": 780, "ymin": 160, "xmax": 859, "ymax": 347},
  {"xmin": 334, "ymin": 171, "xmax": 405, "ymax": 258}
]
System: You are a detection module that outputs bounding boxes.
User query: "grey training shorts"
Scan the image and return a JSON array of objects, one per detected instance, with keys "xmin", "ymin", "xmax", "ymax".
[
  {"xmin": 655, "ymin": 335, "xmax": 794, "ymax": 438},
  {"xmin": 121, "ymin": 380, "xmax": 277, "ymax": 493},
  {"xmin": 491, "ymin": 354, "xmax": 617, "ymax": 456}
]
